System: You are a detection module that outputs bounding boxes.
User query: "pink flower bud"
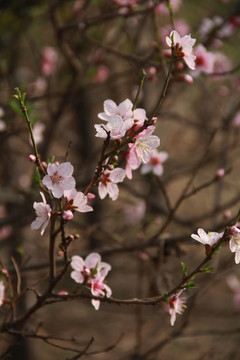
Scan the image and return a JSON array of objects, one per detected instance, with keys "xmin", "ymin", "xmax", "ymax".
[
  {"xmin": 29, "ymin": 154, "xmax": 36, "ymax": 163},
  {"xmin": 41, "ymin": 161, "xmax": 47, "ymax": 171},
  {"xmin": 148, "ymin": 67, "xmax": 157, "ymax": 76},
  {"xmin": 163, "ymin": 49, "xmax": 172, "ymax": 57},
  {"xmin": 1, "ymin": 268, "xmax": 9, "ymax": 276},
  {"xmin": 63, "ymin": 210, "xmax": 74, "ymax": 220},
  {"xmin": 175, "ymin": 62, "xmax": 184, "ymax": 70},
  {"xmin": 223, "ymin": 209, "xmax": 232, "ymax": 219},
  {"xmin": 175, "ymin": 74, "xmax": 194, "ymax": 84},
  {"xmin": 215, "ymin": 168, "xmax": 225, "ymax": 179},
  {"xmin": 58, "ymin": 290, "xmax": 68, "ymax": 295}
]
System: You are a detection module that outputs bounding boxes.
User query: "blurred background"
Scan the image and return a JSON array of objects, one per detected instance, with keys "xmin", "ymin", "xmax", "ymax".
[{"xmin": 0, "ymin": 0, "xmax": 240, "ymax": 359}]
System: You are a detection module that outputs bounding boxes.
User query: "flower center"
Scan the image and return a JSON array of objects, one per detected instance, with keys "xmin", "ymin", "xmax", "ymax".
[
  {"xmin": 174, "ymin": 43, "xmax": 184, "ymax": 59},
  {"xmin": 196, "ymin": 55, "xmax": 205, "ymax": 66},
  {"xmin": 101, "ymin": 173, "xmax": 110, "ymax": 185},
  {"xmin": 151, "ymin": 157, "xmax": 160, "ymax": 166},
  {"xmin": 51, "ymin": 172, "xmax": 63, "ymax": 185}
]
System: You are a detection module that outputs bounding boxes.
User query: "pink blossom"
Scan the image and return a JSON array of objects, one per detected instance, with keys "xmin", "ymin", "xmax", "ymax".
[
  {"xmin": 199, "ymin": 16, "xmax": 223, "ymax": 43},
  {"xmin": 70, "ymin": 253, "xmax": 112, "ymax": 310},
  {"xmin": 232, "ymin": 111, "xmax": 240, "ymax": 127},
  {"xmin": 191, "ymin": 228, "xmax": 223, "ymax": 247},
  {"xmin": 41, "ymin": 46, "xmax": 58, "ymax": 76},
  {"xmin": 141, "ymin": 150, "xmax": 168, "ymax": 176},
  {"xmin": 155, "ymin": 0, "xmax": 181, "ymax": 15},
  {"xmin": 0, "ymin": 281, "xmax": 5, "ymax": 306},
  {"xmin": 89, "ymin": 274, "xmax": 112, "ymax": 310},
  {"xmin": 0, "ymin": 120, "xmax": 6, "ymax": 132},
  {"xmin": 98, "ymin": 99, "xmax": 133, "ymax": 122},
  {"xmin": 131, "ymin": 126, "xmax": 160, "ymax": 163},
  {"xmin": 123, "ymin": 200, "xmax": 146, "ymax": 224},
  {"xmin": 229, "ymin": 226, "xmax": 240, "ymax": 264},
  {"xmin": 94, "ymin": 65, "xmax": 109, "ymax": 83},
  {"xmin": 63, "ymin": 189, "xmax": 93, "ymax": 218},
  {"xmin": 167, "ymin": 290, "xmax": 186, "ymax": 326},
  {"xmin": 193, "ymin": 44, "xmax": 215, "ymax": 76},
  {"xmin": 226, "ymin": 275, "xmax": 240, "ymax": 311},
  {"xmin": 0, "ymin": 226, "xmax": 12, "ymax": 240},
  {"xmin": 31, "ymin": 192, "xmax": 52, "ymax": 236},
  {"xmin": 212, "ymin": 52, "xmax": 232, "ymax": 74},
  {"xmin": 215, "ymin": 168, "xmax": 225, "ymax": 179},
  {"xmin": 32, "ymin": 122, "xmax": 45, "ymax": 145},
  {"xmin": 114, "ymin": 0, "xmax": 138, "ymax": 8},
  {"xmin": 95, "ymin": 115, "xmax": 134, "ymax": 140},
  {"xmin": 27, "ymin": 77, "xmax": 47, "ymax": 97},
  {"xmin": 166, "ymin": 30, "xmax": 196, "ymax": 70},
  {"xmin": 42, "ymin": 162, "xmax": 76, "ymax": 198},
  {"xmin": 160, "ymin": 19, "xmax": 190, "ymax": 44},
  {"xmin": 98, "ymin": 168, "xmax": 126, "ymax": 201},
  {"xmin": 218, "ymin": 17, "xmax": 240, "ymax": 38}
]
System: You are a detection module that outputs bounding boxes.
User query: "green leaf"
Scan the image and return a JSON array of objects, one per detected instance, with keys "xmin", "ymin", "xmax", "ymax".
[
  {"xmin": 166, "ymin": 0, "xmax": 172, "ymax": 11},
  {"xmin": 34, "ymin": 167, "xmax": 41, "ymax": 185},
  {"xmin": 185, "ymin": 281, "xmax": 195, "ymax": 289},
  {"xmin": 8, "ymin": 100, "xmax": 23, "ymax": 117},
  {"xmin": 163, "ymin": 292, "xmax": 169, "ymax": 303},
  {"xmin": 180, "ymin": 261, "xmax": 188, "ymax": 276},
  {"xmin": 47, "ymin": 155, "xmax": 55, "ymax": 164},
  {"xmin": 202, "ymin": 266, "xmax": 213, "ymax": 274}
]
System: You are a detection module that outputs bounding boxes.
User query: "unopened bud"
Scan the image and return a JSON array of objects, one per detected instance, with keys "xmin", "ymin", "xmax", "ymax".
[
  {"xmin": 112, "ymin": 155, "xmax": 118, "ymax": 163},
  {"xmin": 175, "ymin": 74, "xmax": 194, "ymax": 84},
  {"xmin": 58, "ymin": 290, "xmax": 68, "ymax": 295},
  {"xmin": 41, "ymin": 161, "xmax": 47, "ymax": 171},
  {"xmin": 215, "ymin": 168, "xmax": 225, "ymax": 179},
  {"xmin": 108, "ymin": 164, "xmax": 114, "ymax": 171},
  {"xmin": 148, "ymin": 66, "xmax": 157, "ymax": 76},
  {"xmin": 163, "ymin": 49, "xmax": 172, "ymax": 57},
  {"xmin": 175, "ymin": 62, "xmax": 184, "ymax": 70},
  {"xmin": 223, "ymin": 209, "xmax": 232, "ymax": 219},
  {"xmin": 29, "ymin": 154, "xmax": 36, "ymax": 163},
  {"xmin": 63, "ymin": 210, "xmax": 73, "ymax": 220},
  {"xmin": 152, "ymin": 117, "xmax": 158, "ymax": 124}
]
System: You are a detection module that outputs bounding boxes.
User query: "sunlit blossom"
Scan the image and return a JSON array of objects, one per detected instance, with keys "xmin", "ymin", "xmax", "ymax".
[
  {"xmin": 31, "ymin": 192, "xmax": 52, "ymax": 236},
  {"xmin": 42, "ymin": 162, "xmax": 76, "ymax": 199},
  {"xmin": 166, "ymin": 30, "xmax": 196, "ymax": 70},
  {"xmin": 191, "ymin": 228, "xmax": 223, "ymax": 247},
  {"xmin": 98, "ymin": 168, "xmax": 126, "ymax": 201},
  {"xmin": 141, "ymin": 150, "xmax": 168, "ymax": 176}
]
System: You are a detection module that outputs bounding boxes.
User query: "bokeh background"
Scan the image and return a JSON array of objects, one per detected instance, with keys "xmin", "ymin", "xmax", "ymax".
[{"xmin": 0, "ymin": 0, "xmax": 240, "ymax": 359}]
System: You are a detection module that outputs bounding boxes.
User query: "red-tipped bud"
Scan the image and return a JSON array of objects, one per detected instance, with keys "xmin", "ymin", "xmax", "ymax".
[{"xmin": 29, "ymin": 154, "xmax": 36, "ymax": 163}]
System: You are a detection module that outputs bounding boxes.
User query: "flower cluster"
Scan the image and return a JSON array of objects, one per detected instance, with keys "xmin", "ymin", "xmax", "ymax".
[
  {"xmin": 31, "ymin": 162, "xmax": 93, "ymax": 235},
  {"xmin": 191, "ymin": 225, "xmax": 240, "ymax": 265},
  {"xmin": 94, "ymin": 98, "xmax": 162, "ymax": 197},
  {"xmin": 70, "ymin": 253, "xmax": 112, "ymax": 310}
]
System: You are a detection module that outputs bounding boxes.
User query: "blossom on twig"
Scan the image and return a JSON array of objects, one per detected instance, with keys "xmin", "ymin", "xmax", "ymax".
[
  {"xmin": 141, "ymin": 150, "xmax": 168, "ymax": 176},
  {"xmin": 98, "ymin": 168, "xmax": 126, "ymax": 201},
  {"xmin": 126, "ymin": 126, "xmax": 160, "ymax": 179},
  {"xmin": 191, "ymin": 228, "xmax": 223, "ymax": 247},
  {"xmin": 166, "ymin": 30, "xmax": 196, "ymax": 70},
  {"xmin": 31, "ymin": 192, "xmax": 52, "ymax": 236},
  {"xmin": 71, "ymin": 253, "xmax": 112, "ymax": 310},
  {"xmin": 63, "ymin": 189, "xmax": 93, "ymax": 219},
  {"xmin": 167, "ymin": 290, "xmax": 186, "ymax": 326},
  {"xmin": 42, "ymin": 162, "xmax": 76, "ymax": 199},
  {"xmin": 229, "ymin": 226, "xmax": 240, "ymax": 264}
]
